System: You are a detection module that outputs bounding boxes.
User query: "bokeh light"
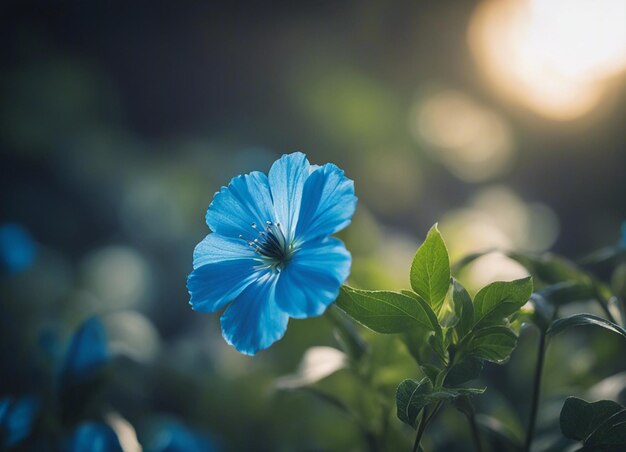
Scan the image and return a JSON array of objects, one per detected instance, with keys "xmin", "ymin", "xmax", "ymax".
[
  {"xmin": 469, "ymin": 0, "xmax": 626, "ymax": 120},
  {"xmin": 409, "ymin": 88, "xmax": 515, "ymax": 182}
]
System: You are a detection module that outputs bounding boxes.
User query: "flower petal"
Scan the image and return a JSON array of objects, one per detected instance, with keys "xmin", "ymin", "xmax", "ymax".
[
  {"xmin": 295, "ymin": 163, "xmax": 357, "ymax": 243},
  {"xmin": 275, "ymin": 238, "xmax": 351, "ymax": 318},
  {"xmin": 205, "ymin": 171, "xmax": 275, "ymax": 239},
  {"xmin": 192, "ymin": 233, "xmax": 257, "ymax": 269},
  {"xmin": 220, "ymin": 274, "xmax": 288, "ymax": 355},
  {"xmin": 188, "ymin": 235, "xmax": 262, "ymax": 313},
  {"xmin": 268, "ymin": 152, "xmax": 310, "ymax": 240}
]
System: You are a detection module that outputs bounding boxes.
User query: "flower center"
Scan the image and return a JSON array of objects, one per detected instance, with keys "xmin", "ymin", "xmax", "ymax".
[{"xmin": 241, "ymin": 221, "xmax": 293, "ymax": 270}]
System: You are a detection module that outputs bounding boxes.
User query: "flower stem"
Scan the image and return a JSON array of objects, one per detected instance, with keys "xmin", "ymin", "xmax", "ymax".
[{"xmin": 524, "ymin": 329, "xmax": 547, "ymax": 452}]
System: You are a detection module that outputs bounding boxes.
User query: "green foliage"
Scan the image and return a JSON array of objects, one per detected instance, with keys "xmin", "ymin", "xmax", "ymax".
[
  {"xmin": 547, "ymin": 313, "xmax": 626, "ymax": 340},
  {"xmin": 410, "ymin": 225, "xmax": 451, "ymax": 315},
  {"xmin": 560, "ymin": 397, "xmax": 626, "ymax": 449},
  {"xmin": 472, "ymin": 277, "xmax": 533, "ymax": 329},
  {"xmin": 335, "ymin": 224, "xmax": 536, "ymax": 438},
  {"xmin": 335, "ymin": 287, "xmax": 438, "ymax": 334},
  {"xmin": 396, "ymin": 377, "xmax": 484, "ymax": 429},
  {"xmin": 465, "ymin": 326, "xmax": 518, "ymax": 364}
]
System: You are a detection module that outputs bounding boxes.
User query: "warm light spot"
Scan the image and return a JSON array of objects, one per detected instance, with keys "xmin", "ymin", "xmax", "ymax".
[
  {"xmin": 469, "ymin": 0, "xmax": 626, "ymax": 120},
  {"xmin": 409, "ymin": 88, "xmax": 515, "ymax": 182}
]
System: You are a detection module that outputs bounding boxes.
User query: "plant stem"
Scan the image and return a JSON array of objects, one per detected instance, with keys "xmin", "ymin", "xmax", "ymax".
[
  {"xmin": 466, "ymin": 410, "xmax": 483, "ymax": 452},
  {"xmin": 524, "ymin": 329, "xmax": 547, "ymax": 452},
  {"xmin": 412, "ymin": 407, "xmax": 429, "ymax": 452},
  {"xmin": 412, "ymin": 401, "xmax": 443, "ymax": 452}
]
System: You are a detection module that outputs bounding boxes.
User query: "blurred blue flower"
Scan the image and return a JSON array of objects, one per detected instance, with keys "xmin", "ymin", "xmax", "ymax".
[
  {"xmin": 142, "ymin": 417, "xmax": 217, "ymax": 452},
  {"xmin": 188, "ymin": 152, "xmax": 356, "ymax": 355},
  {"xmin": 0, "ymin": 224, "xmax": 36, "ymax": 273},
  {"xmin": 66, "ymin": 422, "xmax": 122, "ymax": 452},
  {"xmin": 59, "ymin": 317, "xmax": 108, "ymax": 388},
  {"xmin": 621, "ymin": 222, "xmax": 626, "ymax": 247},
  {"xmin": 0, "ymin": 395, "xmax": 39, "ymax": 448}
]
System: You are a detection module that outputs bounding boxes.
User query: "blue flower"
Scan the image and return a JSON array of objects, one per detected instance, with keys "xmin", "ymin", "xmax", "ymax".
[
  {"xmin": 187, "ymin": 152, "xmax": 357, "ymax": 355},
  {"xmin": 0, "ymin": 224, "xmax": 36, "ymax": 273},
  {"xmin": 0, "ymin": 395, "xmax": 39, "ymax": 449},
  {"xmin": 66, "ymin": 422, "xmax": 122, "ymax": 452},
  {"xmin": 621, "ymin": 222, "xmax": 626, "ymax": 247}
]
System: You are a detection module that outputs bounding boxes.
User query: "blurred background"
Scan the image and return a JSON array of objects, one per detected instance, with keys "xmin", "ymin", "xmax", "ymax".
[{"xmin": 1, "ymin": 0, "xmax": 625, "ymax": 450}]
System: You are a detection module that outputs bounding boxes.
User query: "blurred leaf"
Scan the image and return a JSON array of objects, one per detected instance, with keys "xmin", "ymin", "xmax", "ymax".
[
  {"xmin": 275, "ymin": 346, "xmax": 348, "ymax": 390},
  {"xmin": 326, "ymin": 306, "xmax": 369, "ymax": 362},
  {"xmin": 475, "ymin": 414, "xmax": 523, "ymax": 452},
  {"xmin": 466, "ymin": 326, "xmax": 518, "ymax": 364},
  {"xmin": 452, "ymin": 279, "xmax": 474, "ymax": 340},
  {"xmin": 507, "ymin": 251, "xmax": 590, "ymax": 285},
  {"xmin": 451, "ymin": 249, "xmax": 495, "ymax": 275},
  {"xmin": 444, "ymin": 356, "xmax": 484, "ymax": 387},
  {"xmin": 473, "ymin": 277, "xmax": 533, "ymax": 329},
  {"xmin": 538, "ymin": 282, "xmax": 595, "ymax": 306},
  {"xmin": 579, "ymin": 246, "xmax": 626, "ymax": 265},
  {"xmin": 612, "ymin": 264, "xmax": 626, "ymax": 299},
  {"xmin": 547, "ymin": 314, "xmax": 626, "ymax": 340},
  {"xmin": 410, "ymin": 225, "xmax": 450, "ymax": 315},
  {"xmin": 560, "ymin": 397, "xmax": 626, "ymax": 448},
  {"xmin": 336, "ymin": 287, "xmax": 438, "ymax": 334}
]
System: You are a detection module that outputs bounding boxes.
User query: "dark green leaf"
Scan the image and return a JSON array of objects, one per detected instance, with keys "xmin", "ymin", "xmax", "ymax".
[
  {"xmin": 467, "ymin": 326, "xmax": 518, "ymax": 364},
  {"xmin": 396, "ymin": 378, "xmax": 433, "ymax": 429},
  {"xmin": 538, "ymin": 282, "xmax": 595, "ymax": 306},
  {"xmin": 507, "ymin": 251, "xmax": 590, "ymax": 285},
  {"xmin": 586, "ymin": 411, "xmax": 626, "ymax": 447},
  {"xmin": 445, "ymin": 355, "xmax": 484, "ymax": 387},
  {"xmin": 560, "ymin": 397, "xmax": 626, "ymax": 447},
  {"xmin": 336, "ymin": 287, "xmax": 438, "ymax": 334},
  {"xmin": 396, "ymin": 378, "xmax": 484, "ymax": 429},
  {"xmin": 473, "ymin": 277, "xmax": 533, "ymax": 328},
  {"xmin": 410, "ymin": 225, "xmax": 451, "ymax": 314},
  {"xmin": 452, "ymin": 279, "xmax": 474, "ymax": 339},
  {"xmin": 547, "ymin": 314, "xmax": 626, "ymax": 340}
]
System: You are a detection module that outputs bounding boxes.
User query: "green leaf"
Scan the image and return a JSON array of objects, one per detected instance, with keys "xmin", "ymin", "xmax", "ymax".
[
  {"xmin": 452, "ymin": 279, "xmax": 474, "ymax": 339},
  {"xmin": 560, "ymin": 397, "xmax": 626, "ymax": 447},
  {"xmin": 401, "ymin": 290, "xmax": 446, "ymax": 360},
  {"xmin": 586, "ymin": 410, "xmax": 626, "ymax": 447},
  {"xmin": 335, "ymin": 286, "xmax": 438, "ymax": 334},
  {"xmin": 396, "ymin": 378, "xmax": 485, "ymax": 429},
  {"xmin": 473, "ymin": 277, "xmax": 533, "ymax": 329},
  {"xmin": 547, "ymin": 314, "xmax": 626, "ymax": 340},
  {"xmin": 444, "ymin": 355, "xmax": 484, "ymax": 387},
  {"xmin": 396, "ymin": 377, "xmax": 434, "ymax": 429},
  {"xmin": 466, "ymin": 326, "xmax": 518, "ymax": 364},
  {"xmin": 410, "ymin": 224, "xmax": 451, "ymax": 314}
]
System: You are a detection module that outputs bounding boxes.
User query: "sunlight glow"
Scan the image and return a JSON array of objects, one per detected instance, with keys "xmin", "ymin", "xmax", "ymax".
[{"xmin": 469, "ymin": 0, "xmax": 626, "ymax": 120}]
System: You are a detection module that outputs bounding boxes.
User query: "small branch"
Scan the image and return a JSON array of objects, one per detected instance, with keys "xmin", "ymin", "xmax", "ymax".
[
  {"xmin": 412, "ymin": 408, "xmax": 429, "ymax": 452},
  {"xmin": 524, "ymin": 329, "xmax": 547, "ymax": 452}
]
